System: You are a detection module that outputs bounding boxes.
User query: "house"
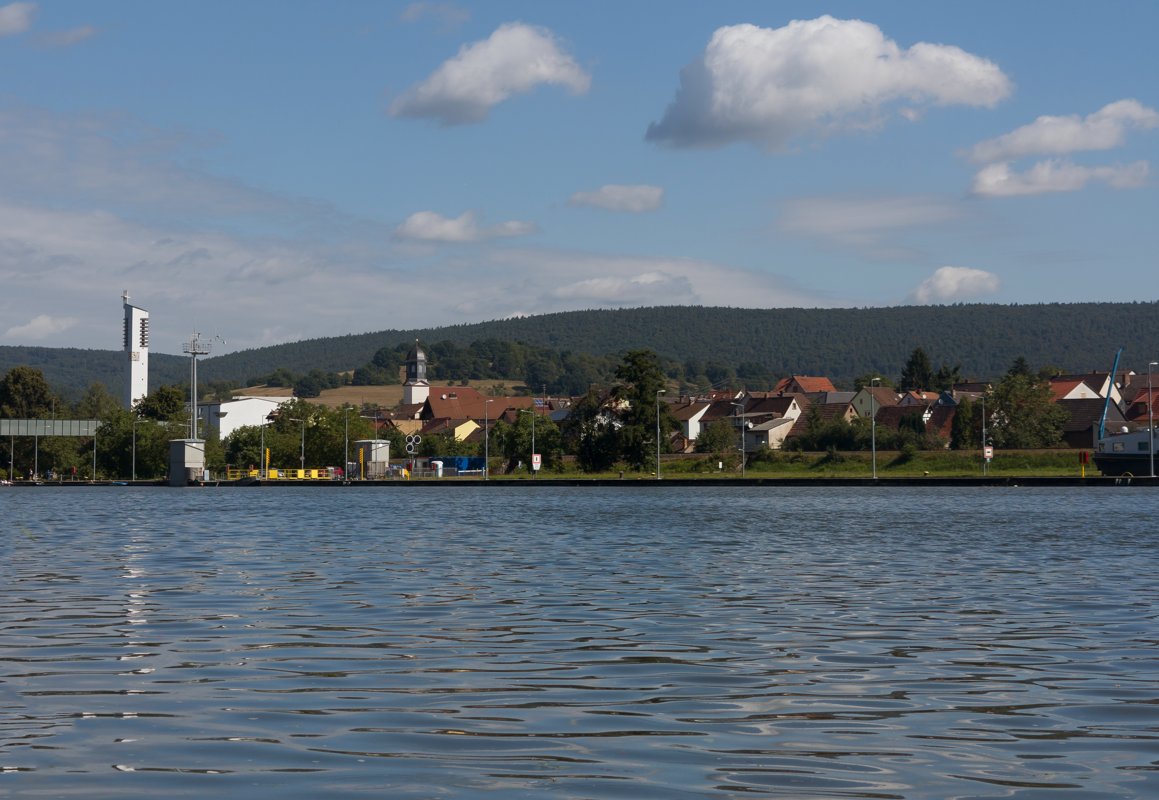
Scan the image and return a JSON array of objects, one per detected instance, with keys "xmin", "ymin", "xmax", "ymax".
[
  {"xmin": 420, "ymin": 417, "xmax": 480, "ymax": 443},
  {"xmin": 1049, "ymin": 377, "xmax": 1103, "ymax": 402},
  {"xmin": 202, "ymin": 396, "xmax": 285, "ymax": 440},
  {"xmin": 1049, "ymin": 372, "xmax": 1126, "ymax": 405},
  {"xmin": 669, "ymin": 399, "xmax": 714, "ymax": 444},
  {"xmin": 773, "ymin": 375, "xmax": 837, "ymax": 395},
  {"xmin": 745, "ymin": 417, "xmax": 798, "ymax": 451},
  {"xmin": 740, "ymin": 395, "xmax": 805, "ymax": 451},
  {"xmin": 899, "ymin": 390, "xmax": 942, "ymax": 407},
  {"xmin": 851, "ymin": 386, "xmax": 900, "ymax": 418},
  {"xmin": 1124, "ymin": 386, "xmax": 1159, "ymax": 423},
  {"xmin": 785, "ymin": 397, "xmax": 859, "ymax": 441},
  {"xmin": 1057, "ymin": 397, "xmax": 1127, "ymax": 448},
  {"xmin": 872, "ymin": 403, "xmax": 955, "ymax": 446}
]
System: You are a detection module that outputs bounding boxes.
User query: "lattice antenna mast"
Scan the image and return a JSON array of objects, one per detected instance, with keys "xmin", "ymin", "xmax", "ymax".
[{"xmin": 182, "ymin": 333, "xmax": 225, "ymax": 439}]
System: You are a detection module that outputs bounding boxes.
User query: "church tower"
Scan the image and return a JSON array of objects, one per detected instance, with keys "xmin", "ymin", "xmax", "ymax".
[
  {"xmin": 403, "ymin": 340, "xmax": 429, "ymax": 406},
  {"xmin": 122, "ymin": 291, "xmax": 149, "ymax": 409}
]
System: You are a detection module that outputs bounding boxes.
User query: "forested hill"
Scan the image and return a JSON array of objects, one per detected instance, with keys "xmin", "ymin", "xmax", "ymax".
[{"xmin": 4, "ymin": 303, "xmax": 1157, "ymax": 398}]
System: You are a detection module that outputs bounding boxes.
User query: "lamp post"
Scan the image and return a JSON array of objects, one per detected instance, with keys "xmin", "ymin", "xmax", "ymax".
[
  {"xmin": 289, "ymin": 417, "xmax": 305, "ymax": 473},
  {"xmin": 1149, "ymin": 362, "xmax": 1157, "ymax": 478},
  {"xmin": 870, "ymin": 382, "xmax": 877, "ymax": 480},
  {"xmin": 131, "ymin": 416, "xmax": 147, "ymax": 481},
  {"xmin": 343, "ymin": 405, "xmax": 352, "ymax": 482},
  {"xmin": 732, "ymin": 400, "xmax": 746, "ymax": 478},
  {"xmin": 981, "ymin": 393, "xmax": 988, "ymax": 476},
  {"xmin": 519, "ymin": 407, "xmax": 536, "ymax": 477},
  {"xmin": 484, "ymin": 399, "xmax": 493, "ymax": 481},
  {"xmin": 656, "ymin": 389, "xmax": 666, "ymax": 480}
]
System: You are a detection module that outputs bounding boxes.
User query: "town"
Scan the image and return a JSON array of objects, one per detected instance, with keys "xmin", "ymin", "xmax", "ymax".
[{"xmin": 2, "ymin": 296, "xmax": 1154, "ymax": 483}]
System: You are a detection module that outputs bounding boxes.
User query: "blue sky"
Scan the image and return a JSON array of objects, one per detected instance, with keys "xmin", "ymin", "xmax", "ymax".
[{"xmin": 1, "ymin": 1, "xmax": 1156, "ymax": 356}]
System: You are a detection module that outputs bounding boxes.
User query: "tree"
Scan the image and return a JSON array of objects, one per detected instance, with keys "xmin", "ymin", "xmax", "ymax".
[
  {"xmin": 561, "ymin": 388, "xmax": 620, "ymax": 473},
  {"xmin": 74, "ymin": 382, "xmax": 121, "ymax": 420},
  {"xmin": 988, "ymin": 364, "xmax": 1067, "ymax": 449},
  {"xmin": 898, "ymin": 347, "xmax": 934, "ymax": 392},
  {"xmin": 612, "ymin": 349, "xmax": 673, "ymax": 470},
  {"xmin": 949, "ymin": 396, "xmax": 978, "ymax": 450},
  {"xmin": 933, "ymin": 362, "xmax": 963, "ymax": 392},
  {"xmin": 0, "ymin": 366, "xmax": 57, "ymax": 418},
  {"xmin": 1007, "ymin": 356, "xmax": 1032, "ymax": 377},
  {"xmin": 494, "ymin": 411, "xmax": 562, "ymax": 473},
  {"xmin": 695, "ymin": 418, "xmax": 738, "ymax": 462},
  {"xmin": 136, "ymin": 385, "xmax": 187, "ymax": 421}
]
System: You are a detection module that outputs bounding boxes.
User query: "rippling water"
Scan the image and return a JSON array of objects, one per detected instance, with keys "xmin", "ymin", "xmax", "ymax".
[{"xmin": 2, "ymin": 486, "xmax": 1158, "ymax": 798}]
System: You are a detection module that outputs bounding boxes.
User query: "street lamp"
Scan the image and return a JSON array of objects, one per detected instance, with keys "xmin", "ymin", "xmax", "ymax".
[
  {"xmin": 656, "ymin": 389, "xmax": 666, "ymax": 480},
  {"xmin": 343, "ymin": 405, "xmax": 352, "ymax": 482},
  {"xmin": 484, "ymin": 399, "xmax": 493, "ymax": 481},
  {"xmin": 981, "ymin": 393, "xmax": 988, "ymax": 476},
  {"xmin": 732, "ymin": 400, "xmax": 746, "ymax": 478},
  {"xmin": 1149, "ymin": 361, "xmax": 1157, "ymax": 478},
  {"xmin": 289, "ymin": 417, "xmax": 305, "ymax": 473},
  {"xmin": 519, "ymin": 407, "xmax": 536, "ymax": 477},
  {"xmin": 131, "ymin": 416, "xmax": 147, "ymax": 481},
  {"xmin": 869, "ymin": 382, "xmax": 877, "ymax": 480}
]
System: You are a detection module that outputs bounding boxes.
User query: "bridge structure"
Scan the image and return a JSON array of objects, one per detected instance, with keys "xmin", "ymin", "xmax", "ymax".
[{"xmin": 1, "ymin": 419, "xmax": 99, "ymax": 479}]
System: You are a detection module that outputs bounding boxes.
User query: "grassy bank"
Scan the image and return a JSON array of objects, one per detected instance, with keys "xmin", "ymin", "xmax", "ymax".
[{"xmin": 512, "ymin": 449, "xmax": 1093, "ymax": 480}]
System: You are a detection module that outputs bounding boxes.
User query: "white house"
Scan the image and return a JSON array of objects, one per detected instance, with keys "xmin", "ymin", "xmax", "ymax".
[{"xmin": 202, "ymin": 396, "xmax": 287, "ymax": 440}]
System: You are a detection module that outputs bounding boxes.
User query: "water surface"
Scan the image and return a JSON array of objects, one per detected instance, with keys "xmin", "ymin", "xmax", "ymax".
[{"xmin": 2, "ymin": 486, "xmax": 1157, "ymax": 798}]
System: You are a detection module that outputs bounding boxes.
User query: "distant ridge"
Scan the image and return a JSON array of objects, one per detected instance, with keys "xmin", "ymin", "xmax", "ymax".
[{"xmin": 4, "ymin": 303, "xmax": 1157, "ymax": 397}]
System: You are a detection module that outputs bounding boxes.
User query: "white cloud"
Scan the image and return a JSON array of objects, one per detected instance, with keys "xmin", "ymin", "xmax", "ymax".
[
  {"xmin": 646, "ymin": 16, "xmax": 1011, "ymax": 150},
  {"xmin": 909, "ymin": 266, "xmax": 1000, "ymax": 304},
  {"xmin": 389, "ymin": 22, "xmax": 590, "ymax": 125},
  {"xmin": 0, "ymin": 2, "xmax": 34, "ymax": 36},
  {"xmin": 461, "ymin": 247, "xmax": 828, "ymax": 316},
  {"xmin": 0, "ymin": 106, "xmax": 302, "ymax": 221},
  {"xmin": 778, "ymin": 195, "xmax": 964, "ymax": 261},
  {"xmin": 3, "ymin": 313, "xmax": 77, "ymax": 340},
  {"xmin": 568, "ymin": 184, "xmax": 664, "ymax": 213},
  {"xmin": 968, "ymin": 99, "xmax": 1159, "ymax": 163},
  {"xmin": 780, "ymin": 195, "xmax": 961, "ymax": 240},
  {"xmin": 972, "ymin": 159, "xmax": 1150, "ymax": 197},
  {"xmin": 394, "ymin": 210, "xmax": 536, "ymax": 242},
  {"xmin": 551, "ymin": 271, "xmax": 690, "ymax": 304},
  {"xmin": 38, "ymin": 25, "xmax": 96, "ymax": 47}
]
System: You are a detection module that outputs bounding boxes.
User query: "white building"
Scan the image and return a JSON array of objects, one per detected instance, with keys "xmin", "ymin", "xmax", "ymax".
[
  {"xmin": 202, "ymin": 396, "xmax": 286, "ymax": 440},
  {"xmin": 122, "ymin": 291, "xmax": 149, "ymax": 409}
]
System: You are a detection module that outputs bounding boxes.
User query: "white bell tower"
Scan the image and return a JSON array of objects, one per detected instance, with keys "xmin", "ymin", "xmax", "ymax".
[{"xmin": 122, "ymin": 291, "xmax": 150, "ymax": 409}]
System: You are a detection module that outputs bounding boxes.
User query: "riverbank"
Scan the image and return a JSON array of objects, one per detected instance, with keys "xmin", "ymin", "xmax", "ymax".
[{"xmin": 4, "ymin": 450, "xmax": 1137, "ymax": 487}]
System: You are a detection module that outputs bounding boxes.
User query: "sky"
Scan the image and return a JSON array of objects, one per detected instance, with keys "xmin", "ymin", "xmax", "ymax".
[{"xmin": 0, "ymin": 1, "xmax": 1156, "ymax": 356}]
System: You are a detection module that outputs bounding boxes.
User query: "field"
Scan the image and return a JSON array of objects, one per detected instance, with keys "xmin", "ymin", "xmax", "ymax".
[{"xmin": 238, "ymin": 380, "xmax": 517, "ymax": 410}]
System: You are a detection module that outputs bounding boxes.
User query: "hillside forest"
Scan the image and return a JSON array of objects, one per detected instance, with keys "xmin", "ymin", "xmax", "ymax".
[{"xmin": 1, "ymin": 303, "xmax": 1155, "ymax": 401}]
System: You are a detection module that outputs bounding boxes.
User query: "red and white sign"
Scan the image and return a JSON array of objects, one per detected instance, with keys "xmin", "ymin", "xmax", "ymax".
[
  {"xmin": 984, "ymin": 446, "xmax": 994, "ymax": 460},
  {"xmin": 531, "ymin": 453, "xmax": 542, "ymax": 471}
]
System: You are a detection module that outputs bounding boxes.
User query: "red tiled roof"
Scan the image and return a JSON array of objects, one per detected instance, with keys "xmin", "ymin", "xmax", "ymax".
[{"xmin": 774, "ymin": 375, "xmax": 837, "ymax": 393}]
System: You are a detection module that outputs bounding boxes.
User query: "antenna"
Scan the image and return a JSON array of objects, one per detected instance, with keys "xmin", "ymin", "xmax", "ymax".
[{"xmin": 182, "ymin": 333, "xmax": 225, "ymax": 439}]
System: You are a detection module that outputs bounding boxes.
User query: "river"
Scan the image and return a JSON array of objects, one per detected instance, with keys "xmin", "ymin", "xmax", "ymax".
[{"xmin": 2, "ymin": 486, "xmax": 1157, "ymax": 798}]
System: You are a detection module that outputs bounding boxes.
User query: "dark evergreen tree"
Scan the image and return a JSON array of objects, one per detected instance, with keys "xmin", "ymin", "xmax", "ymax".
[
  {"xmin": 898, "ymin": 347, "xmax": 934, "ymax": 392},
  {"xmin": 612, "ymin": 349, "xmax": 672, "ymax": 471},
  {"xmin": 949, "ymin": 397, "xmax": 978, "ymax": 450}
]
